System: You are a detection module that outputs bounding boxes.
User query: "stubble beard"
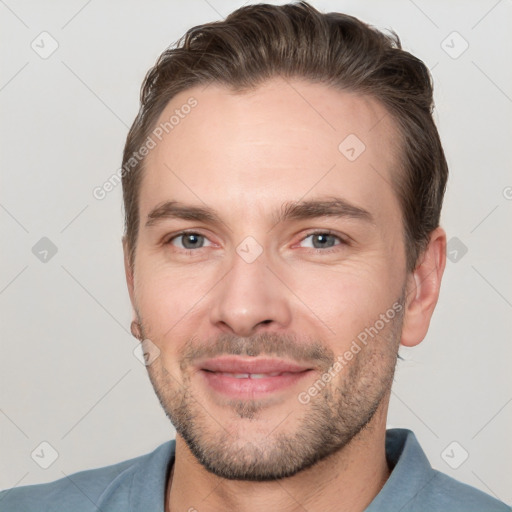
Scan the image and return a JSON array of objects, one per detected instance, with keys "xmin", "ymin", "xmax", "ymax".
[{"xmin": 141, "ymin": 297, "xmax": 404, "ymax": 481}]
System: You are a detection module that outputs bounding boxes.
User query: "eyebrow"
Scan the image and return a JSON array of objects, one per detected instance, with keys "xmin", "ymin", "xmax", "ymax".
[{"xmin": 145, "ymin": 197, "xmax": 374, "ymax": 229}]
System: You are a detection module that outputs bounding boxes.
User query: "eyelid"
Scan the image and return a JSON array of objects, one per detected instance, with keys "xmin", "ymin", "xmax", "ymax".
[
  {"xmin": 297, "ymin": 229, "xmax": 349, "ymax": 246},
  {"xmin": 164, "ymin": 230, "xmax": 214, "ymax": 248},
  {"xmin": 163, "ymin": 229, "xmax": 350, "ymax": 251}
]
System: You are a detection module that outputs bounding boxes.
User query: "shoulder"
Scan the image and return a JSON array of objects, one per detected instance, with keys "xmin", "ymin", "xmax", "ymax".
[
  {"xmin": 416, "ymin": 470, "xmax": 511, "ymax": 512},
  {"xmin": 378, "ymin": 429, "xmax": 511, "ymax": 512},
  {"xmin": 0, "ymin": 440, "xmax": 175, "ymax": 512}
]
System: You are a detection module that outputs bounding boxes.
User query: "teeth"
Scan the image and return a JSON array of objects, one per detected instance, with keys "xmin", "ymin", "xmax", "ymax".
[{"xmin": 220, "ymin": 372, "xmax": 283, "ymax": 379}]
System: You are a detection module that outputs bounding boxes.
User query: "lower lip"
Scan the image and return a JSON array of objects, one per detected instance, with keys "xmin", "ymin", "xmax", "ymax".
[{"xmin": 200, "ymin": 370, "xmax": 312, "ymax": 398}]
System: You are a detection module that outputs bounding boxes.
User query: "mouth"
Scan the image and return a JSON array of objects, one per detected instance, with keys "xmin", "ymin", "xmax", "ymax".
[{"xmin": 197, "ymin": 356, "xmax": 314, "ymax": 398}]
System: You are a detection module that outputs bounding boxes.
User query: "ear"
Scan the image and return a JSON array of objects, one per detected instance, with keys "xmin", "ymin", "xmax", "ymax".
[
  {"xmin": 401, "ymin": 227, "xmax": 447, "ymax": 347},
  {"xmin": 122, "ymin": 235, "xmax": 136, "ymax": 315}
]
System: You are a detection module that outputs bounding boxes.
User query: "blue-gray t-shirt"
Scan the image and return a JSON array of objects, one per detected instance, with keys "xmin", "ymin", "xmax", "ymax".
[{"xmin": 0, "ymin": 429, "xmax": 509, "ymax": 511}]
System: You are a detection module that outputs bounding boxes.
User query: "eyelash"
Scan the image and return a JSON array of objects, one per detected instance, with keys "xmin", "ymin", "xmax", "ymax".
[
  {"xmin": 164, "ymin": 229, "xmax": 348, "ymax": 254},
  {"xmin": 298, "ymin": 229, "xmax": 347, "ymax": 253}
]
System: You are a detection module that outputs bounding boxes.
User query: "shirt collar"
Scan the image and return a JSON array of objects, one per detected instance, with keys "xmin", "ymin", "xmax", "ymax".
[
  {"xmin": 365, "ymin": 428, "xmax": 435, "ymax": 511},
  {"xmin": 129, "ymin": 428, "xmax": 432, "ymax": 511}
]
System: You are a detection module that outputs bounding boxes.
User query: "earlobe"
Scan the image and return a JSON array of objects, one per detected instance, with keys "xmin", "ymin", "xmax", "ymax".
[{"xmin": 400, "ymin": 227, "xmax": 447, "ymax": 347}]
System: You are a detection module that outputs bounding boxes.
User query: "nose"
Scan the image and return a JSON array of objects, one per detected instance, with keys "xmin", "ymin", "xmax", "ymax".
[{"xmin": 208, "ymin": 249, "xmax": 292, "ymax": 338}]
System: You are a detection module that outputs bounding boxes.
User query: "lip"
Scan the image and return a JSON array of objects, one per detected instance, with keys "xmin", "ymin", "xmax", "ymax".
[
  {"xmin": 197, "ymin": 356, "xmax": 313, "ymax": 398},
  {"xmin": 199, "ymin": 356, "xmax": 311, "ymax": 374}
]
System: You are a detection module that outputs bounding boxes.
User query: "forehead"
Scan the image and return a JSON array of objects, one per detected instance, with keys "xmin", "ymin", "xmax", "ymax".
[{"xmin": 140, "ymin": 77, "xmax": 402, "ymax": 226}]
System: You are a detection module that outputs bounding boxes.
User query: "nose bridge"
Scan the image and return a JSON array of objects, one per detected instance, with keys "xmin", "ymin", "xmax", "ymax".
[{"xmin": 209, "ymin": 243, "xmax": 292, "ymax": 336}]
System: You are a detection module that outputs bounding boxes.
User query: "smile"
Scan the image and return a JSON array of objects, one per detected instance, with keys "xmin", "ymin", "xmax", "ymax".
[
  {"xmin": 196, "ymin": 356, "xmax": 313, "ymax": 398},
  {"xmin": 211, "ymin": 371, "xmax": 298, "ymax": 379}
]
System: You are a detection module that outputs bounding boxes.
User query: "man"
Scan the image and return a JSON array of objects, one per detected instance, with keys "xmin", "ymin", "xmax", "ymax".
[{"xmin": 1, "ymin": 2, "xmax": 509, "ymax": 511}]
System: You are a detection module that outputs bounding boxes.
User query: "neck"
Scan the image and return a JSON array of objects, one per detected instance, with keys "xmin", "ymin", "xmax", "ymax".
[{"xmin": 166, "ymin": 403, "xmax": 391, "ymax": 512}]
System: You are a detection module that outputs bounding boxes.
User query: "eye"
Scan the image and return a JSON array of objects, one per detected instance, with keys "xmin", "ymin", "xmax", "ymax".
[
  {"xmin": 298, "ymin": 231, "xmax": 346, "ymax": 251},
  {"xmin": 165, "ymin": 231, "xmax": 213, "ymax": 250}
]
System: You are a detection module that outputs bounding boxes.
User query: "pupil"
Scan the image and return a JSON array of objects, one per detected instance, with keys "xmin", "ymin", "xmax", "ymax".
[
  {"xmin": 314, "ymin": 234, "xmax": 332, "ymax": 248},
  {"xmin": 184, "ymin": 234, "xmax": 201, "ymax": 249}
]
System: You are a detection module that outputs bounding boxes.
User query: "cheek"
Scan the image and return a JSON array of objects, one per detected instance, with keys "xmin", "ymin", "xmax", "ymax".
[
  {"xmin": 285, "ymin": 261, "xmax": 401, "ymax": 345},
  {"xmin": 134, "ymin": 271, "xmax": 202, "ymax": 379},
  {"xmin": 134, "ymin": 265, "xmax": 207, "ymax": 339}
]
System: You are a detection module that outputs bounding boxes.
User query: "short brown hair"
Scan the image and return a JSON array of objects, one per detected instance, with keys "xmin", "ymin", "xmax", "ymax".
[{"xmin": 122, "ymin": 1, "xmax": 448, "ymax": 272}]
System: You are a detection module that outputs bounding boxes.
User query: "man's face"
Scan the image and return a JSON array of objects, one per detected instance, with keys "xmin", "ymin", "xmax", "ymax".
[{"xmin": 126, "ymin": 78, "xmax": 410, "ymax": 480}]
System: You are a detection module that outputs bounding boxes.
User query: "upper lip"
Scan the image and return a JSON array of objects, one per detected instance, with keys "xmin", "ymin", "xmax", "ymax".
[{"xmin": 198, "ymin": 356, "xmax": 312, "ymax": 374}]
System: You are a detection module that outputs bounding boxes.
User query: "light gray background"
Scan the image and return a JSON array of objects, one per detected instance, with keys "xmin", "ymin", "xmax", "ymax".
[{"xmin": 1, "ymin": 0, "xmax": 511, "ymax": 504}]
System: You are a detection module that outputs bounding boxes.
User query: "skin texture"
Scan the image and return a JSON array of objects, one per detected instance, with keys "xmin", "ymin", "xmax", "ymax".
[{"xmin": 123, "ymin": 77, "xmax": 446, "ymax": 512}]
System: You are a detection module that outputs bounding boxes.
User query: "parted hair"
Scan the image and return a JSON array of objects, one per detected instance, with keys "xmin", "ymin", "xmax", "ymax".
[{"xmin": 122, "ymin": 1, "xmax": 448, "ymax": 272}]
